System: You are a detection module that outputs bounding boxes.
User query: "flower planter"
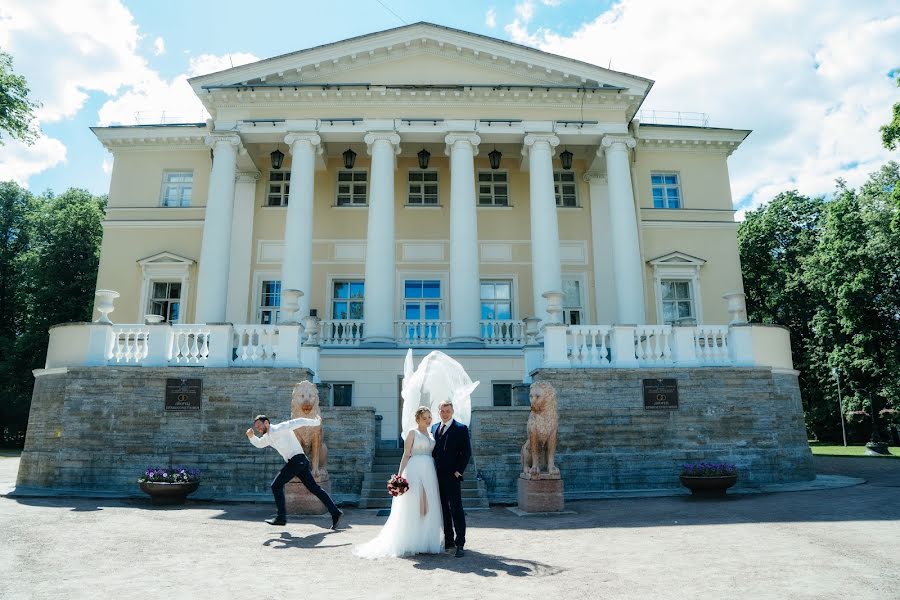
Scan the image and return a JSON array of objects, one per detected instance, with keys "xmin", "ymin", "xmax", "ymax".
[
  {"xmin": 139, "ymin": 481, "xmax": 199, "ymax": 505},
  {"xmin": 679, "ymin": 475, "xmax": 737, "ymax": 499}
]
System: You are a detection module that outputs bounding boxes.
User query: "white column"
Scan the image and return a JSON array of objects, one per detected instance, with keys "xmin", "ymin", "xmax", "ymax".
[
  {"xmin": 363, "ymin": 132, "xmax": 401, "ymax": 344},
  {"xmin": 445, "ymin": 132, "xmax": 482, "ymax": 345},
  {"xmin": 524, "ymin": 133, "xmax": 563, "ymax": 322},
  {"xmin": 225, "ymin": 171, "xmax": 259, "ymax": 323},
  {"xmin": 585, "ymin": 172, "xmax": 617, "ymax": 323},
  {"xmin": 281, "ymin": 133, "xmax": 322, "ymax": 319},
  {"xmin": 602, "ymin": 135, "xmax": 645, "ymax": 324},
  {"xmin": 196, "ymin": 134, "xmax": 240, "ymax": 323}
]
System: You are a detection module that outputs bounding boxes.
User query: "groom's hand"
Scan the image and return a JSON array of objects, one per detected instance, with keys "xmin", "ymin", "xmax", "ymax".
[
  {"xmin": 454, "ymin": 471, "xmax": 462, "ymax": 479},
  {"xmin": 245, "ymin": 428, "xmax": 255, "ymax": 439}
]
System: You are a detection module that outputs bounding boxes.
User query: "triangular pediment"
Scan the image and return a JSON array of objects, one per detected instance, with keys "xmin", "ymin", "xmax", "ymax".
[
  {"xmin": 647, "ymin": 251, "xmax": 707, "ymax": 266},
  {"xmin": 137, "ymin": 251, "xmax": 195, "ymax": 267},
  {"xmin": 189, "ymin": 22, "xmax": 652, "ymax": 95}
]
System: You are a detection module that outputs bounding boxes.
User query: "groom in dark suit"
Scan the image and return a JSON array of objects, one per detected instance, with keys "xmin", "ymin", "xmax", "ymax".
[{"xmin": 432, "ymin": 399, "xmax": 472, "ymax": 558}]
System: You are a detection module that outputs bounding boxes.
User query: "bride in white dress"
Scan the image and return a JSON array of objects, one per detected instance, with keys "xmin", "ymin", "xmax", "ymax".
[
  {"xmin": 353, "ymin": 406, "xmax": 443, "ymax": 558},
  {"xmin": 354, "ymin": 350, "xmax": 479, "ymax": 559}
]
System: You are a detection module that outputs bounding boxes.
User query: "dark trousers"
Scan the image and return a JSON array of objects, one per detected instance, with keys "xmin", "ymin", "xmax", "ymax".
[
  {"xmin": 271, "ymin": 454, "xmax": 339, "ymax": 519},
  {"xmin": 437, "ymin": 472, "xmax": 466, "ymax": 548}
]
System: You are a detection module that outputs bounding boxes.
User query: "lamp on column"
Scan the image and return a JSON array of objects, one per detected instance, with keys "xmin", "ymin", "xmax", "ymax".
[
  {"xmin": 270, "ymin": 148, "xmax": 284, "ymax": 170},
  {"xmin": 343, "ymin": 148, "xmax": 357, "ymax": 169},
  {"xmin": 488, "ymin": 147, "xmax": 502, "ymax": 170},
  {"xmin": 559, "ymin": 148, "xmax": 573, "ymax": 170},
  {"xmin": 417, "ymin": 148, "xmax": 431, "ymax": 169}
]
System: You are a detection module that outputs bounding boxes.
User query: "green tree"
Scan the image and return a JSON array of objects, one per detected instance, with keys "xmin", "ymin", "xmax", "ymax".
[
  {"xmin": 0, "ymin": 51, "xmax": 40, "ymax": 145},
  {"xmin": 881, "ymin": 71, "xmax": 900, "ymax": 151}
]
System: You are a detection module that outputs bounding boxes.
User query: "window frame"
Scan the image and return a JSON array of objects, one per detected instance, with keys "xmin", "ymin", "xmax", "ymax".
[
  {"xmin": 554, "ymin": 170, "xmax": 579, "ymax": 207},
  {"xmin": 266, "ymin": 170, "xmax": 291, "ymax": 206},
  {"xmin": 137, "ymin": 252, "xmax": 194, "ymax": 324},
  {"xmin": 257, "ymin": 279, "xmax": 282, "ymax": 325},
  {"xmin": 648, "ymin": 253, "xmax": 706, "ymax": 325},
  {"xmin": 479, "ymin": 279, "xmax": 514, "ymax": 322},
  {"xmin": 402, "ymin": 278, "xmax": 443, "ymax": 322},
  {"xmin": 660, "ymin": 279, "xmax": 696, "ymax": 326},
  {"xmin": 477, "ymin": 170, "xmax": 510, "ymax": 207},
  {"xmin": 159, "ymin": 170, "xmax": 193, "ymax": 208},
  {"xmin": 561, "ymin": 276, "xmax": 585, "ymax": 326},
  {"xmin": 147, "ymin": 281, "xmax": 182, "ymax": 323},
  {"xmin": 650, "ymin": 171, "xmax": 683, "ymax": 209},
  {"xmin": 491, "ymin": 381, "xmax": 518, "ymax": 407},
  {"xmin": 407, "ymin": 170, "xmax": 440, "ymax": 206},
  {"xmin": 326, "ymin": 382, "xmax": 353, "ymax": 407},
  {"xmin": 335, "ymin": 170, "xmax": 369, "ymax": 206},
  {"xmin": 330, "ymin": 279, "xmax": 365, "ymax": 320}
]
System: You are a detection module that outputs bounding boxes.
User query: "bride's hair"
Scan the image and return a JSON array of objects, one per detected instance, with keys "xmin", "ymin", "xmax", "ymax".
[{"xmin": 414, "ymin": 406, "xmax": 431, "ymax": 422}]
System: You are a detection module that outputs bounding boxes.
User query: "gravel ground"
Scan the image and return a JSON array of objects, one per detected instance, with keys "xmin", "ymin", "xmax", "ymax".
[{"xmin": 1, "ymin": 455, "xmax": 898, "ymax": 600}]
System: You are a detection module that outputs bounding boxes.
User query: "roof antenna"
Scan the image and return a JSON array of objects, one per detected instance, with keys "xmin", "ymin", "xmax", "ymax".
[
  {"xmin": 607, "ymin": 59, "xmax": 612, "ymax": 69},
  {"xmin": 229, "ymin": 55, "xmax": 234, "ymax": 68}
]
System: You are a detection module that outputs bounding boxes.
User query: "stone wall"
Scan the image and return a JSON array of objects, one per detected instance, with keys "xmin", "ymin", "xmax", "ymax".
[
  {"xmin": 470, "ymin": 367, "xmax": 815, "ymax": 503},
  {"xmin": 16, "ymin": 367, "xmax": 379, "ymax": 503}
]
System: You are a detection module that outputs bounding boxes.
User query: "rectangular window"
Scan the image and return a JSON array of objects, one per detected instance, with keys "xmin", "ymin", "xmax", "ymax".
[
  {"xmin": 554, "ymin": 171, "xmax": 578, "ymax": 207},
  {"xmin": 148, "ymin": 281, "xmax": 181, "ymax": 323},
  {"xmin": 408, "ymin": 171, "xmax": 439, "ymax": 205},
  {"xmin": 404, "ymin": 279, "xmax": 442, "ymax": 321},
  {"xmin": 331, "ymin": 383, "xmax": 353, "ymax": 407},
  {"xmin": 160, "ymin": 171, "xmax": 193, "ymax": 207},
  {"xmin": 336, "ymin": 170, "xmax": 368, "ymax": 206},
  {"xmin": 480, "ymin": 280, "xmax": 512, "ymax": 321},
  {"xmin": 332, "ymin": 280, "xmax": 364, "ymax": 320},
  {"xmin": 661, "ymin": 279, "xmax": 695, "ymax": 325},
  {"xmin": 477, "ymin": 171, "xmax": 509, "ymax": 206},
  {"xmin": 258, "ymin": 280, "xmax": 281, "ymax": 325},
  {"xmin": 562, "ymin": 279, "xmax": 582, "ymax": 325},
  {"xmin": 267, "ymin": 171, "xmax": 290, "ymax": 206},
  {"xmin": 651, "ymin": 172, "xmax": 682, "ymax": 208},
  {"xmin": 492, "ymin": 382, "xmax": 514, "ymax": 407}
]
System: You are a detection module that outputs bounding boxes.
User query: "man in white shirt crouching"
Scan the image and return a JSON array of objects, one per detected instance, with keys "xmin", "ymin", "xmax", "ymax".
[{"xmin": 246, "ymin": 414, "xmax": 343, "ymax": 529}]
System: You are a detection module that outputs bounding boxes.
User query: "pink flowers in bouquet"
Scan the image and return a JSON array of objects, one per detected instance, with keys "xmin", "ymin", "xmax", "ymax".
[{"xmin": 387, "ymin": 474, "xmax": 409, "ymax": 497}]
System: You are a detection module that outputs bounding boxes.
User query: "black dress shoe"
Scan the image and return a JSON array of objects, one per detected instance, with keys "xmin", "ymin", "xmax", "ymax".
[
  {"xmin": 445, "ymin": 541, "xmax": 456, "ymax": 550},
  {"xmin": 265, "ymin": 516, "xmax": 286, "ymax": 526},
  {"xmin": 331, "ymin": 509, "xmax": 343, "ymax": 530},
  {"xmin": 454, "ymin": 546, "xmax": 465, "ymax": 558}
]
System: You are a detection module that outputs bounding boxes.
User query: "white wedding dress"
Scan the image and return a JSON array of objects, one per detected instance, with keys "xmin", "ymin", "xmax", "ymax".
[{"xmin": 353, "ymin": 429, "xmax": 443, "ymax": 559}]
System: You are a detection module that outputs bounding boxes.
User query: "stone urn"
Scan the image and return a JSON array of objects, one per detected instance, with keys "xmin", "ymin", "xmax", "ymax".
[
  {"xmin": 139, "ymin": 481, "xmax": 199, "ymax": 505},
  {"xmin": 94, "ymin": 289, "xmax": 120, "ymax": 324},
  {"xmin": 679, "ymin": 475, "xmax": 738, "ymax": 499}
]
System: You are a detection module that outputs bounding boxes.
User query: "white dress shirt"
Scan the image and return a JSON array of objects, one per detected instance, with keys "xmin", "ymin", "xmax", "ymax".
[{"xmin": 248, "ymin": 416, "xmax": 320, "ymax": 461}]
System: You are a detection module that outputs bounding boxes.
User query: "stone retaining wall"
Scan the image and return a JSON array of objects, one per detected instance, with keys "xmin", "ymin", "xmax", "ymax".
[
  {"xmin": 16, "ymin": 367, "xmax": 378, "ymax": 503},
  {"xmin": 470, "ymin": 367, "xmax": 815, "ymax": 503}
]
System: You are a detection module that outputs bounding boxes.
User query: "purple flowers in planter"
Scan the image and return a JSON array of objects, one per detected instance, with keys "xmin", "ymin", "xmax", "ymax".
[
  {"xmin": 681, "ymin": 462, "xmax": 737, "ymax": 477},
  {"xmin": 138, "ymin": 466, "xmax": 200, "ymax": 483}
]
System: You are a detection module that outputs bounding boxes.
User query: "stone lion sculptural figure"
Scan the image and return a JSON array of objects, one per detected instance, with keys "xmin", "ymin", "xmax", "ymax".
[
  {"xmin": 521, "ymin": 381, "xmax": 560, "ymax": 477},
  {"xmin": 291, "ymin": 381, "xmax": 328, "ymax": 478}
]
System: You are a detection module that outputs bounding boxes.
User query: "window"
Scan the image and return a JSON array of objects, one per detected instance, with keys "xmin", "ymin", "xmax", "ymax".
[
  {"xmin": 562, "ymin": 279, "xmax": 582, "ymax": 325},
  {"xmin": 258, "ymin": 280, "xmax": 281, "ymax": 325},
  {"xmin": 408, "ymin": 171, "xmax": 439, "ymax": 205},
  {"xmin": 267, "ymin": 171, "xmax": 290, "ymax": 206},
  {"xmin": 404, "ymin": 280, "xmax": 441, "ymax": 321},
  {"xmin": 651, "ymin": 172, "xmax": 682, "ymax": 208},
  {"xmin": 160, "ymin": 171, "xmax": 193, "ymax": 207},
  {"xmin": 148, "ymin": 282, "xmax": 181, "ymax": 323},
  {"xmin": 336, "ymin": 170, "xmax": 368, "ymax": 206},
  {"xmin": 661, "ymin": 280, "xmax": 695, "ymax": 325},
  {"xmin": 332, "ymin": 280, "xmax": 364, "ymax": 320},
  {"xmin": 331, "ymin": 383, "xmax": 353, "ymax": 407},
  {"xmin": 554, "ymin": 171, "xmax": 578, "ymax": 207},
  {"xmin": 480, "ymin": 280, "xmax": 512, "ymax": 321},
  {"xmin": 477, "ymin": 171, "xmax": 509, "ymax": 206},
  {"xmin": 492, "ymin": 382, "xmax": 514, "ymax": 407}
]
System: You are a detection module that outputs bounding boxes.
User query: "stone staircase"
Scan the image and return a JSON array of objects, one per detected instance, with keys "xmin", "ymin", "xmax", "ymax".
[{"xmin": 358, "ymin": 448, "xmax": 489, "ymax": 509}]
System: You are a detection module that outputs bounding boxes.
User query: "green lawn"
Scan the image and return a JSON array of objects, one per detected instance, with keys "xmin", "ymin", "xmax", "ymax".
[{"xmin": 809, "ymin": 442, "xmax": 900, "ymax": 458}]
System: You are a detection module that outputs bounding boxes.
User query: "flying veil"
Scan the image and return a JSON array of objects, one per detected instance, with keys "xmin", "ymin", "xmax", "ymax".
[{"xmin": 399, "ymin": 349, "xmax": 479, "ymax": 440}]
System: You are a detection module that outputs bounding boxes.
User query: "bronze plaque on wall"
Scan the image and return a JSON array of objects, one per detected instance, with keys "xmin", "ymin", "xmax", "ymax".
[
  {"xmin": 643, "ymin": 378, "xmax": 678, "ymax": 410},
  {"xmin": 165, "ymin": 378, "xmax": 202, "ymax": 411}
]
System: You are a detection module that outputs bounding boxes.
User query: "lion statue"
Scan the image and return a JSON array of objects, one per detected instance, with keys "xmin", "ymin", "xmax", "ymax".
[
  {"xmin": 291, "ymin": 381, "xmax": 328, "ymax": 478},
  {"xmin": 521, "ymin": 381, "xmax": 560, "ymax": 477}
]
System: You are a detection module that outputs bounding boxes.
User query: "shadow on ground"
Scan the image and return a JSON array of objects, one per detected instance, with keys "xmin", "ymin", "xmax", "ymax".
[{"xmin": 409, "ymin": 550, "xmax": 564, "ymax": 578}]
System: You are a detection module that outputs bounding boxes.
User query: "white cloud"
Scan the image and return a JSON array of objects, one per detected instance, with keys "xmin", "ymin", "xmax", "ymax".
[
  {"xmin": 485, "ymin": 8, "xmax": 497, "ymax": 28},
  {"xmin": 0, "ymin": 135, "xmax": 67, "ymax": 187},
  {"xmin": 506, "ymin": 0, "xmax": 900, "ymax": 214},
  {"xmin": 188, "ymin": 53, "xmax": 259, "ymax": 78},
  {"xmin": 541, "ymin": 0, "xmax": 562, "ymax": 6},
  {"xmin": 153, "ymin": 36, "xmax": 165, "ymax": 56},
  {"xmin": 515, "ymin": 0, "xmax": 535, "ymax": 23}
]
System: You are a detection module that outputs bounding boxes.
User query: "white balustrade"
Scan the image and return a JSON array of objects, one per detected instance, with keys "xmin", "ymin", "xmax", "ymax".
[
  {"xmin": 634, "ymin": 325, "xmax": 674, "ymax": 365},
  {"xmin": 568, "ymin": 325, "xmax": 611, "ymax": 367},
  {"xmin": 170, "ymin": 326, "xmax": 211, "ymax": 364},
  {"xmin": 233, "ymin": 325, "xmax": 278, "ymax": 365},
  {"xmin": 108, "ymin": 326, "xmax": 150, "ymax": 364},
  {"xmin": 693, "ymin": 326, "xmax": 730, "ymax": 364},
  {"xmin": 395, "ymin": 320, "xmax": 450, "ymax": 346},
  {"xmin": 480, "ymin": 320, "xmax": 525, "ymax": 346},
  {"xmin": 320, "ymin": 320, "xmax": 365, "ymax": 346}
]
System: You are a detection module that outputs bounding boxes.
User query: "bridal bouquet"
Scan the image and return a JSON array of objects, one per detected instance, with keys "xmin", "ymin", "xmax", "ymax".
[{"xmin": 387, "ymin": 474, "xmax": 409, "ymax": 497}]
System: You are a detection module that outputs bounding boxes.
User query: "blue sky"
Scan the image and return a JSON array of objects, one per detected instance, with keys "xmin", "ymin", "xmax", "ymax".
[{"xmin": 1, "ymin": 0, "xmax": 898, "ymax": 216}]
